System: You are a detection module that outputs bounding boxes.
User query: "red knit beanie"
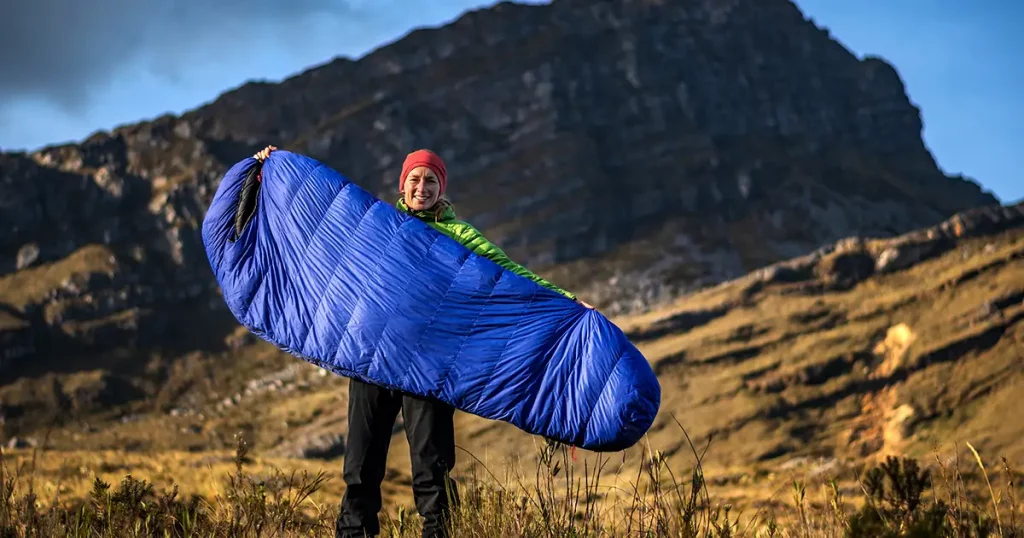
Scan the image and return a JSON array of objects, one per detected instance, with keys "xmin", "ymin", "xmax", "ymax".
[{"xmin": 399, "ymin": 149, "xmax": 447, "ymax": 195}]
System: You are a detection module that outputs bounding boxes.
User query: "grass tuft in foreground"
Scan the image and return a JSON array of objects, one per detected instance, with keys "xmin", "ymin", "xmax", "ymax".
[{"xmin": 1, "ymin": 422, "xmax": 1021, "ymax": 537}]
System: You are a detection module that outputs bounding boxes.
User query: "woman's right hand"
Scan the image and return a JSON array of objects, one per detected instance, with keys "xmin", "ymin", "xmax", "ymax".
[
  {"xmin": 254, "ymin": 145, "xmax": 278, "ymax": 161},
  {"xmin": 576, "ymin": 298, "xmax": 595, "ymax": 310}
]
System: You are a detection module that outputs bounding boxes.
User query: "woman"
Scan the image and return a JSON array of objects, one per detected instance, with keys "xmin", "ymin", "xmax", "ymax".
[{"xmin": 254, "ymin": 146, "xmax": 592, "ymax": 538}]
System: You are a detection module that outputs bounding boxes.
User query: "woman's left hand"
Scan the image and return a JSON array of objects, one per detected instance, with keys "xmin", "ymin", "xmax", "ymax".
[{"xmin": 254, "ymin": 145, "xmax": 278, "ymax": 161}]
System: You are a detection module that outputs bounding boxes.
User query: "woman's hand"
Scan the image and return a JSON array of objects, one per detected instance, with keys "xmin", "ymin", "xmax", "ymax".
[
  {"xmin": 576, "ymin": 298, "xmax": 595, "ymax": 310},
  {"xmin": 254, "ymin": 145, "xmax": 278, "ymax": 161}
]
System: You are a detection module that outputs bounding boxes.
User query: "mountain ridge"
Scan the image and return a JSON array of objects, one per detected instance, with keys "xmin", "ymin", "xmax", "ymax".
[{"xmin": 0, "ymin": 0, "xmax": 1001, "ymax": 373}]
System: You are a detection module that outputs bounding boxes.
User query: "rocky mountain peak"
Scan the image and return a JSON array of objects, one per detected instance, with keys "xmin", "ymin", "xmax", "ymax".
[{"xmin": 0, "ymin": 0, "xmax": 999, "ymax": 372}]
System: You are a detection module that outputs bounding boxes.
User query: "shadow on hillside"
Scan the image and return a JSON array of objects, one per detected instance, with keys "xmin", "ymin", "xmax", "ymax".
[
  {"xmin": 626, "ymin": 305, "xmax": 730, "ymax": 343},
  {"xmin": 0, "ymin": 296, "xmax": 241, "ymax": 382}
]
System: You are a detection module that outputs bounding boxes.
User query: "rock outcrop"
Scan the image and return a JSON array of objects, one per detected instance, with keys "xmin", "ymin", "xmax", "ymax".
[
  {"xmin": 748, "ymin": 201, "xmax": 1024, "ymax": 292},
  {"xmin": 0, "ymin": 0, "xmax": 1001, "ymax": 369}
]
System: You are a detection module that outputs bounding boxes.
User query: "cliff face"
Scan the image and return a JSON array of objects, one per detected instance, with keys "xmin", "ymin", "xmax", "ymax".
[{"xmin": 0, "ymin": 0, "xmax": 997, "ymax": 368}]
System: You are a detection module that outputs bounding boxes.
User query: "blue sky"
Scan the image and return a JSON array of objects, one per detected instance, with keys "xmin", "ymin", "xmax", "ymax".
[{"xmin": 1, "ymin": 0, "xmax": 1019, "ymax": 202}]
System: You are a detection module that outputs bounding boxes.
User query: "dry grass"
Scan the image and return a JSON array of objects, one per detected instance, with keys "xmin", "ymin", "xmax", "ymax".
[{"xmin": 2, "ymin": 422, "xmax": 1022, "ymax": 537}]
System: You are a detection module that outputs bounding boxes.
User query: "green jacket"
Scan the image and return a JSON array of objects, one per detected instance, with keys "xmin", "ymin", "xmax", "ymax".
[{"xmin": 396, "ymin": 199, "xmax": 577, "ymax": 301}]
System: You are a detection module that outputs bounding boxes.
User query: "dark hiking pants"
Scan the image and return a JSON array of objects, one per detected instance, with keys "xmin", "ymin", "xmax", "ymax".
[{"xmin": 336, "ymin": 378, "xmax": 458, "ymax": 538}]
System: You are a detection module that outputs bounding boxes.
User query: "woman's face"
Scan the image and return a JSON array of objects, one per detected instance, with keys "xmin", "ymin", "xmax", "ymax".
[{"xmin": 402, "ymin": 166, "xmax": 441, "ymax": 210}]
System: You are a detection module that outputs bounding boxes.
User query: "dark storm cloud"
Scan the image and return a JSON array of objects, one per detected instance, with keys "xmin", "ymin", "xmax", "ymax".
[{"xmin": 0, "ymin": 0, "xmax": 359, "ymax": 111}]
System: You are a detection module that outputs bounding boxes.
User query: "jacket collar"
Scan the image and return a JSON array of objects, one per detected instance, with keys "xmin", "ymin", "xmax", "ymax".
[{"xmin": 396, "ymin": 198, "xmax": 457, "ymax": 222}]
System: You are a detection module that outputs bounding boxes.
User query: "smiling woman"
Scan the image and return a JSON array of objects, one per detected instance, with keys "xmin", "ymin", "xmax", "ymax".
[
  {"xmin": 400, "ymin": 149, "xmax": 446, "ymax": 212},
  {"xmin": 212, "ymin": 145, "xmax": 655, "ymax": 538}
]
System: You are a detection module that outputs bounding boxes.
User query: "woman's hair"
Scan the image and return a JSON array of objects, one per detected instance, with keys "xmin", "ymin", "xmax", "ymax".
[{"xmin": 429, "ymin": 197, "xmax": 454, "ymax": 221}]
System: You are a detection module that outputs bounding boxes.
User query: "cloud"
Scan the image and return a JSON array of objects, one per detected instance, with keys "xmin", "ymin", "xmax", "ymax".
[{"xmin": 0, "ymin": 0, "xmax": 362, "ymax": 113}]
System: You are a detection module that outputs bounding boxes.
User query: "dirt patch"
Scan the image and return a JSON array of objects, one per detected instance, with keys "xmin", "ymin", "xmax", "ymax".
[
  {"xmin": 844, "ymin": 323, "xmax": 919, "ymax": 458},
  {"xmin": 872, "ymin": 323, "xmax": 916, "ymax": 377}
]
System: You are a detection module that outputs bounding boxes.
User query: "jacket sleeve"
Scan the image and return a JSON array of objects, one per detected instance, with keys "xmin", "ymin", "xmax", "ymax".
[{"xmin": 453, "ymin": 222, "xmax": 577, "ymax": 301}]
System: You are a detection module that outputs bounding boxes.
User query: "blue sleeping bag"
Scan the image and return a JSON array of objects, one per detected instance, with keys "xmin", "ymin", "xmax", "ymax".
[{"xmin": 201, "ymin": 151, "xmax": 661, "ymax": 451}]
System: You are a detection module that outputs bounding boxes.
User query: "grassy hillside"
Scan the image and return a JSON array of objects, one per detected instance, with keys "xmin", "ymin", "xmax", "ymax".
[{"xmin": 2, "ymin": 211, "xmax": 1022, "ymax": 537}]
